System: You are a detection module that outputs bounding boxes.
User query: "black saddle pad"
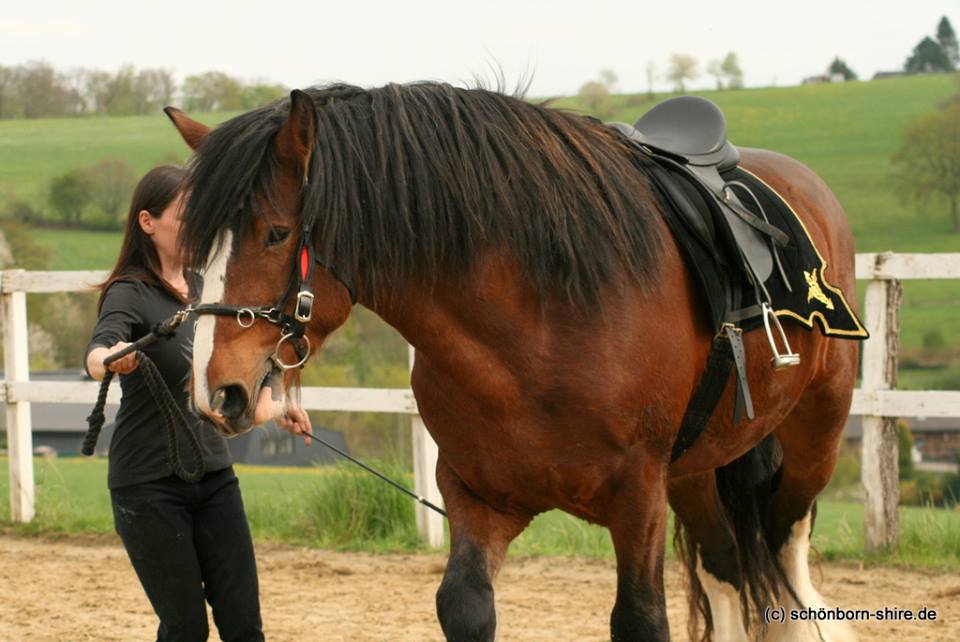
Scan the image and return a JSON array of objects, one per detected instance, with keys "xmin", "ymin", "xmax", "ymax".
[{"xmin": 650, "ymin": 162, "xmax": 868, "ymax": 340}]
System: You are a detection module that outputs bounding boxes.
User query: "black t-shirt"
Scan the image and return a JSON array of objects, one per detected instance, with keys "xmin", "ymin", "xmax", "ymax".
[{"xmin": 85, "ymin": 276, "xmax": 232, "ymax": 489}]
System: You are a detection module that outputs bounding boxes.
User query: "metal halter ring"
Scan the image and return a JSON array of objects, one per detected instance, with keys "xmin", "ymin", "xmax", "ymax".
[
  {"xmin": 236, "ymin": 308, "xmax": 256, "ymax": 328},
  {"xmin": 271, "ymin": 332, "xmax": 312, "ymax": 370}
]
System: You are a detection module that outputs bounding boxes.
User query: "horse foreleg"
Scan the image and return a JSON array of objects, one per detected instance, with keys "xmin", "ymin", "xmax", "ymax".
[
  {"xmin": 435, "ymin": 459, "xmax": 532, "ymax": 642},
  {"xmin": 669, "ymin": 471, "xmax": 749, "ymax": 642},
  {"xmin": 606, "ymin": 454, "xmax": 671, "ymax": 641}
]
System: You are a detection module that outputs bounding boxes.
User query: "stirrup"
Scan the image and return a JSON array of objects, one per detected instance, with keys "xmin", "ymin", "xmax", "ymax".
[{"xmin": 761, "ymin": 303, "xmax": 800, "ymax": 370}]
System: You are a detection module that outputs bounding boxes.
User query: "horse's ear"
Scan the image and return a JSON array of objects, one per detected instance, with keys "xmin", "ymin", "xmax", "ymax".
[
  {"xmin": 163, "ymin": 107, "xmax": 211, "ymax": 151},
  {"xmin": 275, "ymin": 89, "xmax": 316, "ymax": 182}
]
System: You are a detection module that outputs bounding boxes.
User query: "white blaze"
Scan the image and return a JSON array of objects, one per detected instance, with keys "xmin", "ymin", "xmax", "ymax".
[{"xmin": 193, "ymin": 230, "xmax": 233, "ymax": 414}]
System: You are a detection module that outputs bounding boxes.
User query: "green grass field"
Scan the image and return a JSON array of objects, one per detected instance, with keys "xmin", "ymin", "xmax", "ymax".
[
  {"xmin": 0, "ymin": 110, "xmax": 237, "ymax": 207},
  {"xmin": 2, "ymin": 457, "xmax": 958, "ymax": 571}
]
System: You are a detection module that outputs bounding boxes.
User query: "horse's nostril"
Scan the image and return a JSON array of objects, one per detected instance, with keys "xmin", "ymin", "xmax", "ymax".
[{"xmin": 214, "ymin": 385, "xmax": 248, "ymax": 420}]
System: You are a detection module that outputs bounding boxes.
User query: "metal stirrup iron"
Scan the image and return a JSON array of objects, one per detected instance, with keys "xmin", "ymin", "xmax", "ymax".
[{"xmin": 761, "ymin": 303, "xmax": 800, "ymax": 369}]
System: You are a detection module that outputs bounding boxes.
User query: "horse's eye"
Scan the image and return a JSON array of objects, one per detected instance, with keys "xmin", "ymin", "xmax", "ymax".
[{"xmin": 265, "ymin": 227, "xmax": 291, "ymax": 247}]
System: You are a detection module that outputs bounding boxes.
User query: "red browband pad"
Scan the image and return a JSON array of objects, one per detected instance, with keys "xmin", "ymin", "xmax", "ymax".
[{"xmin": 300, "ymin": 246, "xmax": 310, "ymax": 281}]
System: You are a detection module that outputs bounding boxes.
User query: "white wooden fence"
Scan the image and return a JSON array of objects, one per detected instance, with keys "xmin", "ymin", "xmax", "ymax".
[{"xmin": 3, "ymin": 252, "xmax": 960, "ymax": 551}]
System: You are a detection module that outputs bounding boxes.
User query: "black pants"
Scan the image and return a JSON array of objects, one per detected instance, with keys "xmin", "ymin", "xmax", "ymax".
[{"xmin": 111, "ymin": 467, "xmax": 264, "ymax": 642}]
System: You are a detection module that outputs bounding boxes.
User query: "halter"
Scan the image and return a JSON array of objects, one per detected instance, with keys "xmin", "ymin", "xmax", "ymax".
[{"xmin": 190, "ymin": 227, "xmax": 355, "ymax": 370}]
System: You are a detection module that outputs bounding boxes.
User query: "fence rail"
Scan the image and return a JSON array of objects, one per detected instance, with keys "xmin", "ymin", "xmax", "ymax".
[{"xmin": 3, "ymin": 252, "xmax": 960, "ymax": 551}]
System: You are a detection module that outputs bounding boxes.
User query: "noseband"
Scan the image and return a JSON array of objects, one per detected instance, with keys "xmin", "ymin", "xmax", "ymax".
[{"xmin": 190, "ymin": 228, "xmax": 355, "ymax": 370}]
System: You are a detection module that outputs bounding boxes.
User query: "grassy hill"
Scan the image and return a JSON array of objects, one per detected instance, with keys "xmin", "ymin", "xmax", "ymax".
[{"xmin": 1, "ymin": 74, "xmax": 958, "ymax": 387}]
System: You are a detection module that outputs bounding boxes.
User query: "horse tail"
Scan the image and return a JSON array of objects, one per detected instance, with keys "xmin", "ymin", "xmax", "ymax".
[
  {"xmin": 673, "ymin": 514, "xmax": 711, "ymax": 642},
  {"xmin": 674, "ymin": 433, "xmax": 787, "ymax": 641},
  {"xmin": 717, "ymin": 433, "xmax": 786, "ymax": 633}
]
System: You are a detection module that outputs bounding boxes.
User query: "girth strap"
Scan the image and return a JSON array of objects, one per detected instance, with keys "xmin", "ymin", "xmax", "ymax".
[
  {"xmin": 671, "ymin": 333, "xmax": 734, "ymax": 462},
  {"xmin": 670, "ymin": 324, "xmax": 755, "ymax": 463}
]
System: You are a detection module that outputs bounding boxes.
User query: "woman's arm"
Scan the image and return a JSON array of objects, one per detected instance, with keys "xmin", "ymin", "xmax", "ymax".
[
  {"xmin": 85, "ymin": 280, "xmax": 144, "ymax": 381},
  {"xmin": 86, "ymin": 342, "xmax": 141, "ymax": 381}
]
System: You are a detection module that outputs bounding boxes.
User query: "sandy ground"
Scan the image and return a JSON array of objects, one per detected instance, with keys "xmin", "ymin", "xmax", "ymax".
[{"xmin": 0, "ymin": 534, "xmax": 958, "ymax": 641}]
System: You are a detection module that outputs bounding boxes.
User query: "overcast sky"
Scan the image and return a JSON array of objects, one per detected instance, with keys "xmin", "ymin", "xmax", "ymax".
[{"xmin": 2, "ymin": 1, "xmax": 957, "ymax": 97}]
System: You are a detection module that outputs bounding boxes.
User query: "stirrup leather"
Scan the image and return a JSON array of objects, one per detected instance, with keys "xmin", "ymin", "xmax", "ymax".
[{"xmin": 761, "ymin": 303, "xmax": 800, "ymax": 369}]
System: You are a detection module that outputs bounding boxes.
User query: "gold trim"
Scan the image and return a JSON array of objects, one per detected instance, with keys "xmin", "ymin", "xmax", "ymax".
[{"xmin": 737, "ymin": 168, "xmax": 869, "ymax": 339}]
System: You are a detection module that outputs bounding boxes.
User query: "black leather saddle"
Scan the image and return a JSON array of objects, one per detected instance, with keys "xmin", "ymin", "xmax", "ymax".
[
  {"xmin": 611, "ymin": 96, "xmax": 740, "ymax": 171},
  {"xmin": 610, "ymin": 96, "xmax": 790, "ymax": 310},
  {"xmin": 610, "ymin": 97, "xmax": 803, "ymax": 438}
]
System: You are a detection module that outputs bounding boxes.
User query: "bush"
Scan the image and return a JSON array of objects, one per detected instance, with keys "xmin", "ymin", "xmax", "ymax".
[
  {"xmin": 1, "ymin": 195, "xmax": 42, "ymax": 224},
  {"xmin": 900, "ymin": 471, "xmax": 960, "ymax": 507},
  {"xmin": 577, "ymin": 81, "xmax": 612, "ymax": 118},
  {"xmin": 1, "ymin": 222, "xmax": 52, "ymax": 270},
  {"xmin": 48, "ymin": 170, "xmax": 92, "ymax": 225},
  {"xmin": 82, "ymin": 159, "xmax": 137, "ymax": 224},
  {"xmin": 923, "ymin": 329, "xmax": 947, "ymax": 350},
  {"xmin": 899, "ymin": 421, "xmax": 915, "ymax": 480},
  {"xmin": 306, "ymin": 461, "xmax": 419, "ymax": 549}
]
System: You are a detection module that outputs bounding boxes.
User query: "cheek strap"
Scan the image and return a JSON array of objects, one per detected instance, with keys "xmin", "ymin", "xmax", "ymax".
[{"xmin": 294, "ymin": 235, "xmax": 316, "ymax": 324}]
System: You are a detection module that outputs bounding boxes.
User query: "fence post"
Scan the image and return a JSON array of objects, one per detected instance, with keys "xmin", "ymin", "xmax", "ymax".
[
  {"xmin": 409, "ymin": 346, "xmax": 444, "ymax": 547},
  {"xmin": 860, "ymin": 255, "xmax": 901, "ymax": 552},
  {"xmin": 2, "ymin": 270, "xmax": 35, "ymax": 522}
]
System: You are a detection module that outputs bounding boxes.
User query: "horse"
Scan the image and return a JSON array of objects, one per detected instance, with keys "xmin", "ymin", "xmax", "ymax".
[{"xmin": 165, "ymin": 83, "xmax": 860, "ymax": 642}]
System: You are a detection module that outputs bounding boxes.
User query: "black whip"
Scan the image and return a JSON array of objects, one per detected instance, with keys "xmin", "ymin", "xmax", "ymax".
[{"xmin": 302, "ymin": 430, "xmax": 447, "ymax": 517}]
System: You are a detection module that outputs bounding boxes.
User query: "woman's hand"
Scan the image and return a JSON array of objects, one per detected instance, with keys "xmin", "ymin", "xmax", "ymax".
[
  {"xmin": 278, "ymin": 404, "xmax": 313, "ymax": 446},
  {"xmin": 86, "ymin": 342, "xmax": 140, "ymax": 381},
  {"xmin": 104, "ymin": 342, "xmax": 140, "ymax": 374}
]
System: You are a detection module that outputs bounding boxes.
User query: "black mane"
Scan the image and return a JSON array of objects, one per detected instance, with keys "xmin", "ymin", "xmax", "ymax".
[{"xmin": 180, "ymin": 82, "xmax": 664, "ymax": 307}]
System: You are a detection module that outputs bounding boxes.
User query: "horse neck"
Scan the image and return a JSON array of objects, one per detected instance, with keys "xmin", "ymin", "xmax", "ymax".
[{"xmin": 366, "ymin": 253, "xmax": 552, "ymax": 374}]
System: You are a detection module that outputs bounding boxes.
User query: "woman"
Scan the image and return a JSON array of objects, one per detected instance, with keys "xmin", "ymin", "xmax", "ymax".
[{"xmin": 85, "ymin": 165, "xmax": 310, "ymax": 642}]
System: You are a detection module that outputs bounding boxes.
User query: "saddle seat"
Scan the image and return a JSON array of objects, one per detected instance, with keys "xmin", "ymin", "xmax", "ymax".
[{"xmin": 610, "ymin": 95, "xmax": 741, "ymax": 171}]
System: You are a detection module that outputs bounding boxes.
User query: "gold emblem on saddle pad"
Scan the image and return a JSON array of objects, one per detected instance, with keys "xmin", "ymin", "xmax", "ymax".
[{"xmin": 804, "ymin": 270, "xmax": 834, "ymax": 310}]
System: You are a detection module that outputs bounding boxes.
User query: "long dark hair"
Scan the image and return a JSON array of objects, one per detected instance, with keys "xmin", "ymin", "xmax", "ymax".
[
  {"xmin": 98, "ymin": 165, "xmax": 188, "ymax": 310},
  {"xmin": 180, "ymin": 82, "xmax": 664, "ymax": 308}
]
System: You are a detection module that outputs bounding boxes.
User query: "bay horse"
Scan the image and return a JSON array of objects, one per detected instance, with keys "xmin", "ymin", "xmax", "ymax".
[{"xmin": 166, "ymin": 84, "xmax": 859, "ymax": 642}]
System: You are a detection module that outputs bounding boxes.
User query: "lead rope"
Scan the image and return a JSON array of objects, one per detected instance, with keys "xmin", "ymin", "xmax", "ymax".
[{"xmin": 82, "ymin": 310, "xmax": 204, "ymax": 482}]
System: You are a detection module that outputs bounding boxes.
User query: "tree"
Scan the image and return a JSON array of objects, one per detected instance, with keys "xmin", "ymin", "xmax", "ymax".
[
  {"xmin": 240, "ymin": 83, "xmax": 287, "ymax": 110},
  {"xmin": 102, "ymin": 65, "xmax": 138, "ymax": 116},
  {"xmin": 829, "ymin": 57, "xmax": 858, "ymax": 81},
  {"xmin": 666, "ymin": 54, "xmax": 698, "ymax": 93},
  {"xmin": 48, "ymin": 170, "xmax": 93, "ymax": 225},
  {"xmin": 937, "ymin": 16, "xmax": 959, "ymax": 69},
  {"xmin": 645, "ymin": 61, "xmax": 657, "ymax": 99},
  {"xmin": 16, "ymin": 61, "xmax": 75, "ymax": 118},
  {"xmin": 577, "ymin": 80, "xmax": 611, "ymax": 116},
  {"xmin": 598, "ymin": 69, "xmax": 618, "ymax": 93},
  {"xmin": 183, "ymin": 71, "xmax": 244, "ymax": 112},
  {"xmin": 905, "ymin": 36, "xmax": 953, "ymax": 73},
  {"xmin": 82, "ymin": 159, "xmax": 137, "ymax": 222},
  {"xmin": 0, "ymin": 65, "xmax": 18, "ymax": 118},
  {"xmin": 133, "ymin": 68, "xmax": 175, "ymax": 114},
  {"xmin": 891, "ymin": 103, "xmax": 960, "ymax": 233},
  {"xmin": 720, "ymin": 52, "xmax": 743, "ymax": 89},
  {"xmin": 707, "ymin": 60, "xmax": 724, "ymax": 90},
  {"xmin": 82, "ymin": 69, "xmax": 113, "ymax": 113}
]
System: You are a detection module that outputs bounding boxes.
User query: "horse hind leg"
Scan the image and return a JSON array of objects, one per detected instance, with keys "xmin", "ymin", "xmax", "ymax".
[
  {"xmin": 763, "ymin": 350, "xmax": 859, "ymax": 642},
  {"xmin": 669, "ymin": 471, "xmax": 750, "ymax": 642},
  {"xmin": 434, "ymin": 459, "xmax": 532, "ymax": 642}
]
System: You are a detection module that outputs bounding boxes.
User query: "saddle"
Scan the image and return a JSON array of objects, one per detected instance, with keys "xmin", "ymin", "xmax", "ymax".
[
  {"xmin": 610, "ymin": 97, "xmax": 802, "ymax": 460},
  {"xmin": 612, "ymin": 96, "xmax": 799, "ymax": 362}
]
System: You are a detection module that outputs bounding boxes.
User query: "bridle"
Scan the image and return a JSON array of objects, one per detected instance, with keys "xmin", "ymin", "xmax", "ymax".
[{"xmin": 189, "ymin": 226, "xmax": 355, "ymax": 370}]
